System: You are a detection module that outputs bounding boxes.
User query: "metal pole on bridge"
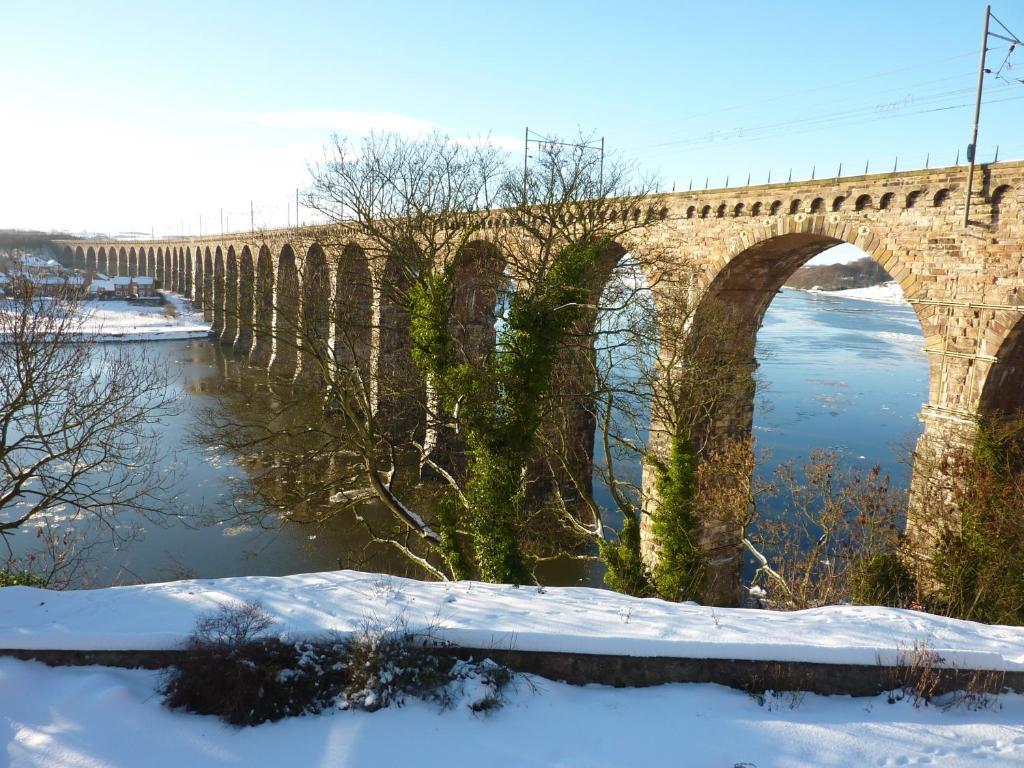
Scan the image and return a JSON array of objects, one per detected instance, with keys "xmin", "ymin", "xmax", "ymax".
[{"xmin": 964, "ymin": 4, "xmax": 991, "ymax": 227}]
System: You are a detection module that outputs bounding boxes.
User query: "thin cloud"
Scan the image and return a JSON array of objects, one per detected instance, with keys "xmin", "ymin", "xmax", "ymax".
[
  {"xmin": 212, "ymin": 110, "xmax": 523, "ymax": 150},
  {"xmin": 214, "ymin": 110, "xmax": 436, "ymax": 135}
]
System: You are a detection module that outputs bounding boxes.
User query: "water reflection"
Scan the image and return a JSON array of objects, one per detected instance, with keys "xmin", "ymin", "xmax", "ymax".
[{"xmin": 9, "ymin": 288, "xmax": 929, "ymax": 588}]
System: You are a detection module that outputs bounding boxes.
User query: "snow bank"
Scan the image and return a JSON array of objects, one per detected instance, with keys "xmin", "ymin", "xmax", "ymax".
[
  {"xmin": 2, "ymin": 570, "xmax": 1023, "ymax": 671},
  {"xmin": 75, "ymin": 293, "xmax": 209, "ymax": 341},
  {"xmin": 805, "ymin": 281, "xmax": 908, "ymax": 304}
]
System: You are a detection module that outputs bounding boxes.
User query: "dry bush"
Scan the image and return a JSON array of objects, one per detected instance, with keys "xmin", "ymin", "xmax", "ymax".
[
  {"xmin": 698, "ymin": 439, "xmax": 913, "ymax": 610},
  {"xmin": 917, "ymin": 420, "xmax": 1024, "ymax": 625},
  {"xmin": 161, "ymin": 602, "xmax": 516, "ymax": 725},
  {"xmin": 161, "ymin": 602, "xmax": 348, "ymax": 726},
  {"xmin": 882, "ymin": 641, "xmax": 1006, "ymax": 711}
]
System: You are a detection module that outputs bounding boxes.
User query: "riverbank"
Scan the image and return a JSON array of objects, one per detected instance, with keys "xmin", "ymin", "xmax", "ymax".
[
  {"xmin": 77, "ymin": 293, "xmax": 210, "ymax": 341},
  {"xmin": 786, "ymin": 281, "xmax": 908, "ymax": 304}
]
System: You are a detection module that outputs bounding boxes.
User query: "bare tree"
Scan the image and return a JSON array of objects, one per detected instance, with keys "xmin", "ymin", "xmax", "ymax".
[
  {"xmin": 200, "ymin": 132, "xmax": 670, "ymax": 585},
  {"xmin": 0, "ymin": 279, "xmax": 178, "ymax": 583}
]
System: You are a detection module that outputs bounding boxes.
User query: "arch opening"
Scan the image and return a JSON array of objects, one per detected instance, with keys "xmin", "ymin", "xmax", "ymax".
[
  {"xmin": 269, "ymin": 245, "xmax": 299, "ymax": 379},
  {"xmin": 234, "ymin": 246, "xmax": 255, "ymax": 356},
  {"xmin": 668, "ymin": 234, "xmax": 929, "ymax": 602},
  {"xmin": 249, "ymin": 245, "xmax": 275, "ymax": 368},
  {"xmin": 296, "ymin": 243, "xmax": 330, "ymax": 386},
  {"xmin": 211, "ymin": 247, "xmax": 226, "ymax": 338},
  {"xmin": 221, "ymin": 246, "xmax": 238, "ymax": 346}
]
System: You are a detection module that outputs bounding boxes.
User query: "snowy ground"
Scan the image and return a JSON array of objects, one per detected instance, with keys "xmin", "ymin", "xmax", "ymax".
[
  {"xmin": 2, "ymin": 571, "xmax": 1024, "ymax": 767},
  {"xmin": 2, "ymin": 571, "xmax": 1022, "ymax": 669},
  {"xmin": 74, "ymin": 293, "xmax": 209, "ymax": 341},
  {"xmin": 3, "ymin": 657, "xmax": 1024, "ymax": 768},
  {"xmin": 802, "ymin": 281, "xmax": 909, "ymax": 304}
]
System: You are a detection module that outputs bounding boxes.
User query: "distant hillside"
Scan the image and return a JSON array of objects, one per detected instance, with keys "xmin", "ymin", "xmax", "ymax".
[{"xmin": 785, "ymin": 257, "xmax": 891, "ymax": 291}]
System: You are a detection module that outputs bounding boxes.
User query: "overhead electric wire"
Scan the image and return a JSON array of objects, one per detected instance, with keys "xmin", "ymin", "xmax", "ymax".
[
  {"xmin": 627, "ymin": 47, "xmax": 987, "ymax": 138},
  {"xmin": 640, "ymin": 90, "xmax": 1024, "ymax": 159},
  {"xmin": 635, "ymin": 79, "xmax": 1021, "ymax": 157}
]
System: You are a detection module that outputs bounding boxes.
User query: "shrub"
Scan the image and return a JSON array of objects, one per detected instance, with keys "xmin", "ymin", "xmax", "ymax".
[
  {"xmin": 160, "ymin": 602, "xmax": 348, "ymax": 726},
  {"xmin": 161, "ymin": 603, "xmax": 516, "ymax": 725},
  {"xmin": 0, "ymin": 569, "xmax": 47, "ymax": 587},
  {"xmin": 927, "ymin": 420, "xmax": 1024, "ymax": 625},
  {"xmin": 850, "ymin": 551, "xmax": 916, "ymax": 608},
  {"xmin": 340, "ymin": 625, "xmax": 514, "ymax": 714}
]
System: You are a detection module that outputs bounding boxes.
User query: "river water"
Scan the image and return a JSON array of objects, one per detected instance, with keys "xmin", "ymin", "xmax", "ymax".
[{"xmin": 10, "ymin": 288, "xmax": 928, "ymax": 588}]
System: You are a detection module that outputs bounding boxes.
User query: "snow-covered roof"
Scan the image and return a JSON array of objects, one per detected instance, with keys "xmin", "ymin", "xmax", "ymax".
[
  {"xmin": 133, "ymin": 276, "xmax": 154, "ymax": 285},
  {"xmin": 113, "ymin": 276, "xmax": 132, "ymax": 285}
]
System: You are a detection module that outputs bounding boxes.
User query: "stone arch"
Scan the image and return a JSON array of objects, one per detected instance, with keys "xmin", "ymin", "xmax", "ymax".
[
  {"xmin": 700, "ymin": 205, "xmax": 711, "ymax": 218},
  {"xmin": 234, "ymin": 246, "xmax": 255, "ymax": 355},
  {"xmin": 86, "ymin": 247, "xmax": 96, "ymax": 274},
  {"xmin": 769, "ymin": 200, "xmax": 783, "ymax": 215},
  {"xmin": 250, "ymin": 245, "xmax": 274, "ymax": 367},
  {"xmin": 979, "ymin": 311, "xmax": 1024, "ymax": 420},
  {"xmin": 269, "ymin": 244, "xmax": 299, "ymax": 379},
  {"xmin": 933, "ymin": 188, "xmax": 951, "ymax": 207},
  {"xmin": 544, "ymin": 240, "xmax": 632, "ymax": 523},
  {"xmin": 202, "ymin": 247, "xmax": 214, "ymax": 321},
  {"xmin": 211, "ymin": 246, "xmax": 226, "ymax": 337},
  {"xmin": 155, "ymin": 247, "xmax": 164, "ymax": 285},
  {"xmin": 715, "ymin": 203, "xmax": 727, "ymax": 218},
  {"xmin": 809, "ymin": 197, "xmax": 824, "ymax": 213},
  {"xmin": 686, "ymin": 205, "xmax": 696, "ymax": 219},
  {"xmin": 733, "ymin": 203, "xmax": 745, "ymax": 217},
  {"xmin": 373, "ymin": 244, "xmax": 424, "ymax": 441},
  {"xmin": 832, "ymin": 195, "xmax": 846, "ymax": 211},
  {"xmin": 296, "ymin": 242, "xmax": 330, "ymax": 386},
  {"xmin": 333, "ymin": 240, "xmax": 374, "ymax": 375},
  {"xmin": 788, "ymin": 199, "xmax": 802, "ymax": 215},
  {"xmin": 164, "ymin": 247, "xmax": 173, "ymax": 289},
  {"xmin": 183, "ymin": 247, "xmax": 194, "ymax": 298},
  {"xmin": 905, "ymin": 190, "xmax": 923, "ymax": 208},
  {"xmin": 97, "ymin": 247, "xmax": 108, "ymax": 274},
  {"xmin": 855, "ymin": 194, "xmax": 873, "ymax": 211},
  {"xmin": 193, "ymin": 248, "xmax": 205, "ymax": 308},
  {"xmin": 177, "ymin": 247, "xmax": 187, "ymax": 292},
  {"xmin": 991, "ymin": 184, "xmax": 1014, "ymax": 226},
  {"xmin": 147, "ymin": 247, "xmax": 156, "ymax": 277},
  {"xmin": 879, "ymin": 192, "xmax": 895, "ymax": 210},
  {"xmin": 647, "ymin": 225, "xmax": 928, "ymax": 604},
  {"xmin": 128, "ymin": 247, "xmax": 138, "ymax": 277},
  {"xmin": 73, "ymin": 245, "xmax": 85, "ymax": 270},
  {"xmin": 750, "ymin": 202, "xmax": 763, "ymax": 216},
  {"xmin": 220, "ymin": 246, "xmax": 238, "ymax": 346},
  {"xmin": 61, "ymin": 245, "xmax": 73, "ymax": 267},
  {"xmin": 118, "ymin": 247, "xmax": 128, "ymax": 276}
]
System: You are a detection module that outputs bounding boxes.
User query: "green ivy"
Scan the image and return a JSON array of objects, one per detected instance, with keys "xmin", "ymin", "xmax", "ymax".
[
  {"xmin": 406, "ymin": 241, "xmax": 608, "ymax": 585},
  {"xmin": 647, "ymin": 433, "xmax": 707, "ymax": 601},
  {"xmin": 599, "ymin": 510, "xmax": 654, "ymax": 597}
]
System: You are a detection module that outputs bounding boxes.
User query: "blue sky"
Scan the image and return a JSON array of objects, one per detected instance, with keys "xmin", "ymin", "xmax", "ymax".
[{"xmin": 2, "ymin": 0, "xmax": 1021, "ymax": 238}]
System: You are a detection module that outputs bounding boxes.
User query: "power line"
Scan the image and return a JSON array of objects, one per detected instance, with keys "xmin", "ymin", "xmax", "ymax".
[{"xmin": 637, "ymin": 85, "xmax": 1023, "ymax": 158}]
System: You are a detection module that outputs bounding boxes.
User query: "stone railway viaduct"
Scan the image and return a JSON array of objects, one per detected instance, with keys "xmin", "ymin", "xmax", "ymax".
[{"xmin": 55, "ymin": 160, "xmax": 1024, "ymax": 596}]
